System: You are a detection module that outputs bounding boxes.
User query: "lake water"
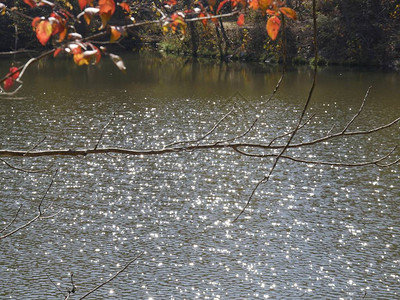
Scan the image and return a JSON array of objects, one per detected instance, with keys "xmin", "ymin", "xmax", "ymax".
[{"xmin": 0, "ymin": 53, "xmax": 399, "ymax": 299}]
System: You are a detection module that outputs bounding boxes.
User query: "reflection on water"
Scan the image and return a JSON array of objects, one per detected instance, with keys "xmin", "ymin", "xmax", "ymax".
[{"xmin": 0, "ymin": 54, "xmax": 399, "ymax": 299}]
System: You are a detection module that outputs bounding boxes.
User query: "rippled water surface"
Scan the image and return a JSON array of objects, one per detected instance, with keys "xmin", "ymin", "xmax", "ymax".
[{"xmin": 0, "ymin": 54, "xmax": 399, "ymax": 299}]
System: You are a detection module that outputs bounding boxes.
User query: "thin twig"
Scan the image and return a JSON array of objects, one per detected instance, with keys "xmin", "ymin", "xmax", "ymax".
[
  {"xmin": 165, "ymin": 106, "xmax": 235, "ymax": 148},
  {"xmin": 232, "ymin": 146, "xmax": 398, "ymax": 167},
  {"xmin": 0, "ymin": 169, "xmax": 59, "ymax": 240},
  {"xmin": 0, "ymin": 158, "xmax": 52, "ymax": 173},
  {"xmin": 94, "ymin": 112, "xmax": 116, "ymax": 150},
  {"xmin": 0, "ymin": 204, "xmax": 23, "ymax": 234},
  {"xmin": 24, "ymin": 136, "xmax": 47, "ymax": 156},
  {"xmin": 342, "ymin": 86, "xmax": 372, "ymax": 133},
  {"xmin": 79, "ymin": 252, "xmax": 144, "ymax": 299}
]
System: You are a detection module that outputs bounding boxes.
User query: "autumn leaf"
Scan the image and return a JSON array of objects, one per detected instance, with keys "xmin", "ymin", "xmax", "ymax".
[
  {"xmin": 237, "ymin": 13, "xmax": 245, "ymax": 26},
  {"xmin": 216, "ymin": 0, "xmax": 229, "ymax": 14},
  {"xmin": 119, "ymin": 2, "xmax": 130, "ymax": 13},
  {"xmin": 9, "ymin": 67, "xmax": 20, "ymax": 80},
  {"xmin": 279, "ymin": 7, "xmax": 297, "ymax": 20},
  {"xmin": 24, "ymin": 0, "xmax": 37, "ymax": 8},
  {"xmin": 0, "ymin": 3, "xmax": 7, "ymax": 14},
  {"xmin": 54, "ymin": 48, "xmax": 63, "ymax": 57},
  {"xmin": 248, "ymin": 0, "xmax": 259, "ymax": 10},
  {"xmin": 208, "ymin": 0, "xmax": 216, "ymax": 9},
  {"xmin": 36, "ymin": 20, "xmax": 53, "ymax": 45},
  {"xmin": 109, "ymin": 53, "xmax": 126, "ymax": 73},
  {"xmin": 78, "ymin": 0, "xmax": 89, "ymax": 10},
  {"xmin": 110, "ymin": 26, "xmax": 126, "ymax": 42},
  {"xmin": 77, "ymin": 7, "xmax": 100, "ymax": 25},
  {"xmin": 198, "ymin": 12, "xmax": 207, "ymax": 28},
  {"xmin": 3, "ymin": 67, "xmax": 20, "ymax": 91},
  {"xmin": 73, "ymin": 48, "xmax": 101, "ymax": 66},
  {"xmin": 266, "ymin": 15, "xmax": 281, "ymax": 40},
  {"xmin": 99, "ymin": 0, "xmax": 116, "ymax": 29},
  {"xmin": 259, "ymin": 0, "xmax": 273, "ymax": 13}
]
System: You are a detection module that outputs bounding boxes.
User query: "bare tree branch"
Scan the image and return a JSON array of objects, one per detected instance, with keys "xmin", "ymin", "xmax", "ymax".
[
  {"xmin": 0, "ymin": 158, "xmax": 53, "ymax": 173},
  {"xmin": 232, "ymin": 0, "xmax": 320, "ymax": 222},
  {"xmin": 0, "ymin": 204, "xmax": 23, "ymax": 234},
  {"xmin": 94, "ymin": 112, "xmax": 116, "ymax": 150},
  {"xmin": 0, "ymin": 113, "xmax": 397, "ymax": 158},
  {"xmin": 0, "ymin": 169, "xmax": 59, "ymax": 240},
  {"xmin": 79, "ymin": 252, "xmax": 144, "ymax": 299},
  {"xmin": 232, "ymin": 146, "xmax": 398, "ymax": 168},
  {"xmin": 165, "ymin": 106, "xmax": 235, "ymax": 148}
]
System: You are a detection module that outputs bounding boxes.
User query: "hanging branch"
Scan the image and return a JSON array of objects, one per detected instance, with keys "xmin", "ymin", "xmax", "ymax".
[{"xmin": 232, "ymin": 0, "xmax": 319, "ymax": 222}]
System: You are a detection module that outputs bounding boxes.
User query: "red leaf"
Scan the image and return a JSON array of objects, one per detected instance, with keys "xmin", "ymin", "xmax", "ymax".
[
  {"xmin": 3, "ymin": 67, "xmax": 20, "ymax": 91},
  {"xmin": 279, "ymin": 7, "xmax": 297, "ymax": 20},
  {"xmin": 78, "ymin": 0, "xmax": 88, "ymax": 10},
  {"xmin": 164, "ymin": 0, "xmax": 177, "ymax": 6},
  {"xmin": 199, "ymin": 12, "xmax": 207, "ymax": 28},
  {"xmin": 31, "ymin": 17, "xmax": 41, "ymax": 29},
  {"xmin": 237, "ymin": 13, "xmax": 245, "ymax": 26},
  {"xmin": 54, "ymin": 48, "xmax": 62, "ymax": 57},
  {"xmin": 23, "ymin": 0, "xmax": 37, "ymax": 8},
  {"xmin": 266, "ymin": 15, "xmax": 281, "ymax": 40},
  {"xmin": 4, "ymin": 77, "xmax": 14, "ymax": 91},
  {"xmin": 216, "ymin": 0, "xmax": 228, "ymax": 14},
  {"xmin": 36, "ymin": 20, "xmax": 53, "ymax": 46},
  {"xmin": 119, "ymin": 2, "xmax": 130, "ymax": 13},
  {"xmin": 9, "ymin": 67, "xmax": 20, "ymax": 80}
]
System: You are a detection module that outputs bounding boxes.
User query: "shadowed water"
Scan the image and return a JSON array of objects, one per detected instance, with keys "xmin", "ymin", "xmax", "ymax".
[{"xmin": 0, "ymin": 54, "xmax": 399, "ymax": 299}]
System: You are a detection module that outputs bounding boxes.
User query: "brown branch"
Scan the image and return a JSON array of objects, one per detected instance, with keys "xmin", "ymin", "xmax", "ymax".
[
  {"xmin": 342, "ymin": 86, "xmax": 371, "ymax": 133},
  {"xmin": 94, "ymin": 112, "xmax": 116, "ymax": 150},
  {"xmin": 0, "ymin": 112, "xmax": 398, "ymax": 159},
  {"xmin": 0, "ymin": 204, "xmax": 23, "ymax": 234},
  {"xmin": 0, "ymin": 158, "xmax": 53, "ymax": 173},
  {"xmin": 232, "ymin": 0, "xmax": 319, "ymax": 222},
  {"xmin": 232, "ymin": 146, "xmax": 398, "ymax": 168},
  {"xmin": 79, "ymin": 251, "xmax": 144, "ymax": 299}
]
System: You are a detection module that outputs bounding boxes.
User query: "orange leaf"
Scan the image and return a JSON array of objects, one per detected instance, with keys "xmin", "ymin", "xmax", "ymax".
[
  {"xmin": 266, "ymin": 15, "xmax": 281, "ymax": 40},
  {"xmin": 54, "ymin": 48, "xmax": 63, "ymax": 57},
  {"xmin": 110, "ymin": 26, "xmax": 121, "ymax": 42},
  {"xmin": 99, "ymin": 0, "xmax": 115, "ymax": 28},
  {"xmin": 119, "ymin": 2, "xmax": 130, "ymax": 13},
  {"xmin": 249, "ymin": 0, "xmax": 259, "ymax": 10},
  {"xmin": 259, "ymin": 0, "xmax": 273, "ymax": 12},
  {"xmin": 78, "ymin": 0, "xmax": 88, "ymax": 10},
  {"xmin": 208, "ymin": 0, "xmax": 216, "ymax": 9},
  {"xmin": 237, "ymin": 13, "xmax": 245, "ymax": 26},
  {"xmin": 31, "ymin": 17, "xmax": 41, "ymax": 29},
  {"xmin": 36, "ymin": 20, "xmax": 53, "ymax": 45},
  {"xmin": 24, "ymin": 0, "xmax": 37, "ymax": 8},
  {"xmin": 279, "ymin": 7, "xmax": 297, "ymax": 20},
  {"xmin": 199, "ymin": 12, "xmax": 207, "ymax": 28},
  {"xmin": 216, "ymin": 0, "xmax": 228, "ymax": 14}
]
